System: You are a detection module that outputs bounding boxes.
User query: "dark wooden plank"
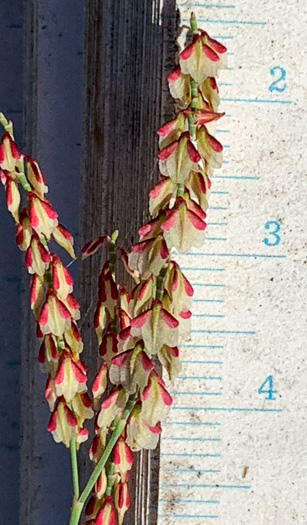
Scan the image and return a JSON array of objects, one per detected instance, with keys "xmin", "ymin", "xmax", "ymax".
[{"xmin": 80, "ymin": 1, "xmax": 178, "ymax": 523}]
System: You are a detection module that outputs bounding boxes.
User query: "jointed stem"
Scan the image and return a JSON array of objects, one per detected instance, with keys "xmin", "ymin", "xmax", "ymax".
[
  {"xmin": 69, "ymin": 394, "xmax": 136, "ymax": 525},
  {"xmin": 70, "ymin": 438, "xmax": 79, "ymax": 501}
]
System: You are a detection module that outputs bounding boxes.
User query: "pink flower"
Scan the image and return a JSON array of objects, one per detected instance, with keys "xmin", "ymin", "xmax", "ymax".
[
  {"xmin": 140, "ymin": 373, "xmax": 172, "ymax": 426},
  {"xmin": 130, "ymin": 299, "xmax": 179, "ymax": 355},
  {"xmin": 25, "ymin": 232, "xmax": 50, "ymax": 276},
  {"xmin": 158, "ymin": 132, "xmax": 200, "ymax": 183},
  {"xmin": 0, "ymin": 131, "xmax": 20, "ymax": 172},
  {"xmin": 128, "ymin": 234, "xmax": 169, "ymax": 279},
  {"xmin": 54, "ymin": 351, "xmax": 87, "ymax": 403},
  {"xmin": 30, "ymin": 273, "xmax": 44, "ymax": 320},
  {"xmin": 167, "ymin": 67, "xmax": 191, "ymax": 108},
  {"xmin": 114, "ymin": 481, "xmax": 130, "ymax": 525},
  {"xmin": 149, "ymin": 176, "xmax": 175, "ymax": 217},
  {"xmin": 95, "ymin": 496, "xmax": 117, "ymax": 525},
  {"xmin": 109, "ymin": 347, "xmax": 153, "ymax": 394},
  {"xmin": 161, "ymin": 197, "xmax": 206, "ymax": 252},
  {"xmin": 28, "ymin": 192, "xmax": 58, "ymax": 239},
  {"xmin": 47, "ymin": 398, "xmax": 78, "ymax": 447},
  {"xmin": 113, "ymin": 436, "xmax": 133, "ymax": 481},
  {"xmin": 16, "ymin": 208, "xmax": 32, "ymax": 251},
  {"xmin": 126, "ymin": 405, "xmax": 161, "ymax": 451},
  {"xmin": 38, "ymin": 290, "xmax": 71, "ymax": 337},
  {"xmin": 5, "ymin": 177, "xmax": 20, "ymax": 222},
  {"xmin": 180, "ymin": 32, "xmax": 227, "ymax": 84},
  {"xmin": 92, "ymin": 362, "xmax": 108, "ymax": 401},
  {"xmin": 25, "ymin": 155, "xmax": 48, "ymax": 196},
  {"xmin": 52, "ymin": 223, "xmax": 75, "ymax": 259},
  {"xmin": 196, "ymin": 125, "xmax": 223, "ymax": 175},
  {"xmin": 51, "ymin": 253, "xmax": 73, "ymax": 299}
]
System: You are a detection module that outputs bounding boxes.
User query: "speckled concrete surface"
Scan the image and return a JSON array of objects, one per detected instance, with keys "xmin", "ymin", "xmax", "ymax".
[{"xmin": 158, "ymin": 1, "xmax": 307, "ymax": 524}]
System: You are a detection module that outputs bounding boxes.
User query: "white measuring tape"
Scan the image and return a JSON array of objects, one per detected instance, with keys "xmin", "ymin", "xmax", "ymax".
[{"xmin": 158, "ymin": 1, "xmax": 307, "ymax": 523}]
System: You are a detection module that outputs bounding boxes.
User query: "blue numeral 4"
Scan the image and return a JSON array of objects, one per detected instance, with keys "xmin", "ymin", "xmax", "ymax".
[{"xmin": 258, "ymin": 375, "xmax": 277, "ymax": 400}]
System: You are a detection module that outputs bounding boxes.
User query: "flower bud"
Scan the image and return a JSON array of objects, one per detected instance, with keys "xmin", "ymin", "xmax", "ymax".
[
  {"xmin": 0, "ymin": 131, "xmax": 20, "ymax": 172},
  {"xmin": 114, "ymin": 481, "xmax": 130, "ymax": 525},
  {"xmin": 113, "ymin": 437, "xmax": 133, "ymax": 481}
]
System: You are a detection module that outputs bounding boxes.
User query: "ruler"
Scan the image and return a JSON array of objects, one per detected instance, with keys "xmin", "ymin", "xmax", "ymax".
[{"xmin": 158, "ymin": 1, "xmax": 307, "ymax": 524}]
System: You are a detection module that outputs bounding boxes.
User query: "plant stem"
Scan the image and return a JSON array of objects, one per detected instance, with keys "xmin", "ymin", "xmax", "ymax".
[
  {"xmin": 68, "ymin": 394, "xmax": 136, "ymax": 525},
  {"xmin": 70, "ymin": 438, "xmax": 79, "ymax": 500},
  {"xmin": 190, "ymin": 12, "xmax": 198, "ymax": 35}
]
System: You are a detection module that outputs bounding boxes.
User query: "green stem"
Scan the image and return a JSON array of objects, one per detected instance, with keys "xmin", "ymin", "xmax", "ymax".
[
  {"xmin": 156, "ymin": 265, "xmax": 168, "ymax": 300},
  {"xmin": 105, "ymin": 462, "xmax": 116, "ymax": 496},
  {"xmin": 70, "ymin": 438, "xmax": 79, "ymax": 500},
  {"xmin": 68, "ymin": 394, "xmax": 136, "ymax": 525},
  {"xmin": 190, "ymin": 13, "xmax": 198, "ymax": 35}
]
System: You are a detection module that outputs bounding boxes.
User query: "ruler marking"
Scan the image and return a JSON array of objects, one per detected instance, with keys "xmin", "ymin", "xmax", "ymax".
[
  {"xmin": 163, "ymin": 437, "xmax": 221, "ymax": 442},
  {"xmin": 158, "ymin": 515, "xmax": 219, "ymax": 519},
  {"xmin": 162, "ymin": 484, "xmax": 251, "ymax": 490},
  {"xmin": 181, "ymin": 266, "xmax": 226, "ymax": 270},
  {"xmin": 161, "ymin": 453, "xmax": 221, "ymax": 458},
  {"xmin": 221, "ymin": 97, "xmax": 291, "ymax": 104},
  {"xmin": 171, "ymin": 392, "xmax": 222, "ymax": 396},
  {"xmin": 177, "ymin": 3, "xmax": 235, "ymax": 8},
  {"xmin": 181, "ymin": 18, "xmax": 266, "ymax": 26},
  {"xmin": 177, "ymin": 376, "xmax": 222, "ymax": 380},
  {"xmin": 193, "ymin": 314, "xmax": 225, "ymax": 318},
  {"xmin": 172, "ymin": 406, "xmax": 283, "ymax": 413},
  {"xmin": 181, "ymin": 361, "xmax": 223, "ymax": 364},
  {"xmin": 160, "ymin": 499, "xmax": 219, "ymax": 504},
  {"xmin": 213, "ymin": 175, "xmax": 260, "ymax": 180},
  {"xmin": 165, "ymin": 420, "xmax": 220, "ymax": 425},
  {"xmin": 185, "ymin": 252, "xmax": 286, "ymax": 258},
  {"xmin": 191, "ymin": 329, "xmax": 255, "ymax": 334}
]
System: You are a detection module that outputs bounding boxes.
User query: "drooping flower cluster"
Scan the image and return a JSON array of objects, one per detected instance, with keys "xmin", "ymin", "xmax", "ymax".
[
  {"xmin": 0, "ymin": 115, "xmax": 93, "ymax": 448},
  {"xmin": 83, "ymin": 15, "xmax": 227, "ymax": 525}
]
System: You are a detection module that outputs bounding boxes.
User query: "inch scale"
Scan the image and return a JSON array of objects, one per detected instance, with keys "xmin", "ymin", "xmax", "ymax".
[{"xmin": 158, "ymin": 1, "xmax": 307, "ymax": 524}]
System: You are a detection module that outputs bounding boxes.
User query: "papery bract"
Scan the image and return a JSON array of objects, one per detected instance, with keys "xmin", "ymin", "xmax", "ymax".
[
  {"xmin": 71, "ymin": 393, "xmax": 94, "ymax": 423},
  {"xmin": 157, "ymin": 345, "xmax": 181, "ymax": 380},
  {"xmin": 5, "ymin": 177, "xmax": 20, "ymax": 222},
  {"xmin": 180, "ymin": 33, "xmax": 227, "ymax": 84},
  {"xmin": 25, "ymin": 155, "xmax": 48, "ymax": 196},
  {"xmin": 51, "ymin": 254, "xmax": 73, "ymax": 299},
  {"xmin": 158, "ymin": 132, "xmax": 200, "ymax": 183},
  {"xmin": 149, "ymin": 177, "xmax": 175, "ymax": 217},
  {"xmin": 28, "ymin": 192, "xmax": 58, "ymax": 239},
  {"xmin": 161, "ymin": 198, "xmax": 206, "ymax": 252},
  {"xmin": 30, "ymin": 273, "xmax": 45, "ymax": 319},
  {"xmin": 167, "ymin": 67, "xmax": 191, "ymax": 108},
  {"xmin": 109, "ymin": 347, "xmax": 153, "ymax": 394},
  {"xmin": 114, "ymin": 481, "xmax": 130, "ymax": 525},
  {"xmin": 47, "ymin": 399, "xmax": 78, "ymax": 447},
  {"xmin": 140, "ymin": 374, "xmax": 172, "ymax": 426},
  {"xmin": 129, "ymin": 234, "xmax": 169, "ymax": 279},
  {"xmin": 95, "ymin": 496, "xmax": 117, "ymax": 525},
  {"xmin": 52, "ymin": 223, "xmax": 76, "ymax": 259},
  {"xmin": 0, "ymin": 131, "xmax": 20, "ymax": 172},
  {"xmin": 126, "ymin": 405, "xmax": 161, "ymax": 451},
  {"xmin": 113, "ymin": 436, "xmax": 133, "ymax": 481},
  {"xmin": 38, "ymin": 290, "xmax": 71, "ymax": 337},
  {"xmin": 96, "ymin": 389, "xmax": 128, "ymax": 434},
  {"xmin": 92, "ymin": 362, "xmax": 108, "ymax": 401},
  {"xmin": 130, "ymin": 299, "xmax": 179, "ymax": 355},
  {"xmin": 196, "ymin": 125, "xmax": 223, "ymax": 174},
  {"xmin": 16, "ymin": 208, "xmax": 32, "ymax": 251},
  {"xmin": 54, "ymin": 352, "xmax": 87, "ymax": 403},
  {"xmin": 25, "ymin": 233, "xmax": 50, "ymax": 276}
]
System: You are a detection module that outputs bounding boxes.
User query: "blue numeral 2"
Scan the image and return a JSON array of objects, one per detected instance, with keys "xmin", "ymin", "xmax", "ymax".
[
  {"xmin": 263, "ymin": 220, "xmax": 281, "ymax": 246},
  {"xmin": 258, "ymin": 375, "xmax": 277, "ymax": 400},
  {"xmin": 269, "ymin": 66, "xmax": 286, "ymax": 93}
]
